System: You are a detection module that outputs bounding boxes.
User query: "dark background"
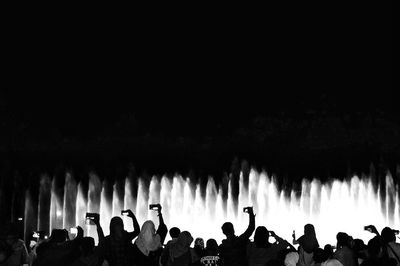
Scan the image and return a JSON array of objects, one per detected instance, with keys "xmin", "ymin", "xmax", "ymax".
[{"xmin": 0, "ymin": 3, "xmax": 395, "ymax": 182}]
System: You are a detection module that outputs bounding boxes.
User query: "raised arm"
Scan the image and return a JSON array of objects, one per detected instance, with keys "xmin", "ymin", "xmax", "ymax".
[
  {"xmin": 270, "ymin": 231, "xmax": 296, "ymax": 252},
  {"xmin": 270, "ymin": 231, "xmax": 285, "ymax": 244},
  {"xmin": 292, "ymin": 230, "xmax": 299, "ymax": 245},
  {"xmin": 365, "ymin": 225, "xmax": 380, "ymax": 236},
  {"xmin": 125, "ymin": 210, "xmax": 141, "ymax": 241},
  {"xmin": 91, "ymin": 214, "xmax": 106, "ymax": 256},
  {"xmin": 93, "ymin": 215, "xmax": 105, "ymax": 246},
  {"xmin": 156, "ymin": 205, "xmax": 168, "ymax": 244},
  {"xmin": 240, "ymin": 207, "xmax": 255, "ymax": 239},
  {"xmin": 75, "ymin": 226, "xmax": 84, "ymax": 241},
  {"xmin": 63, "ymin": 225, "xmax": 84, "ymax": 250}
]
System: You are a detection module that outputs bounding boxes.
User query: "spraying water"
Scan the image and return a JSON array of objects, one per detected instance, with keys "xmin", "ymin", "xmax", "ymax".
[{"xmin": 24, "ymin": 168, "xmax": 399, "ymax": 245}]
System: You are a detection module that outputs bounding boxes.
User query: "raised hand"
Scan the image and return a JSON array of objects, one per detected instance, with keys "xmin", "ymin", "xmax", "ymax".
[
  {"xmin": 247, "ymin": 206, "xmax": 255, "ymax": 216},
  {"xmin": 76, "ymin": 226, "xmax": 84, "ymax": 238},
  {"xmin": 125, "ymin": 209, "xmax": 135, "ymax": 218},
  {"xmin": 93, "ymin": 213, "xmax": 100, "ymax": 225},
  {"xmin": 365, "ymin": 225, "xmax": 379, "ymax": 235}
]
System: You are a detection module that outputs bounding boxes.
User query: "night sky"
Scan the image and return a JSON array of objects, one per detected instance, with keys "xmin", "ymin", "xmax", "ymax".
[{"xmin": 1, "ymin": 3, "xmax": 394, "ymax": 179}]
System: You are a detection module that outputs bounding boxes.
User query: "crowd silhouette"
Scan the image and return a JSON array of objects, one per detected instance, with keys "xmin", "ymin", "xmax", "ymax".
[{"xmin": 0, "ymin": 205, "xmax": 399, "ymax": 266}]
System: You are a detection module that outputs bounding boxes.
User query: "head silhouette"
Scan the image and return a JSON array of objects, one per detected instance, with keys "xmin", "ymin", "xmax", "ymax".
[
  {"xmin": 169, "ymin": 227, "xmax": 181, "ymax": 239},
  {"xmin": 110, "ymin": 216, "xmax": 124, "ymax": 240},
  {"xmin": 254, "ymin": 226, "xmax": 269, "ymax": 248},
  {"xmin": 194, "ymin": 238, "xmax": 205, "ymax": 250},
  {"xmin": 49, "ymin": 229, "xmax": 67, "ymax": 243},
  {"xmin": 135, "ymin": 220, "xmax": 161, "ymax": 256},
  {"xmin": 206, "ymin": 239, "xmax": 218, "ymax": 252},
  {"xmin": 304, "ymin": 224, "xmax": 316, "ymax": 236},
  {"xmin": 381, "ymin": 227, "xmax": 396, "ymax": 243},
  {"xmin": 353, "ymin": 239, "xmax": 366, "ymax": 251},
  {"xmin": 221, "ymin": 222, "xmax": 235, "ymax": 237},
  {"xmin": 336, "ymin": 232, "xmax": 350, "ymax": 248},
  {"xmin": 141, "ymin": 220, "xmax": 156, "ymax": 236},
  {"xmin": 324, "ymin": 244, "xmax": 334, "ymax": 258},
  {"xmin": 177, "ymin": 231, "xmax": 193, "ymax": 247},
  {"xmin": 300, "ymin": 224, "xmax": 319, "ymax": 253}
]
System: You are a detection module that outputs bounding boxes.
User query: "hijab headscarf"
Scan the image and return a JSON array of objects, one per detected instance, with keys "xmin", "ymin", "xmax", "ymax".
[
  {"xmin": 299, "ymin": 224, "xmax": 319, "ymax": 253},
  {"xmin": 169, "ymin": 231, "xmax": 193, "ymax": 259},
  {"xmin": 109, "ymin": 217, "xmax": 124, "ymax": 240},
  {"xmin": 135, "ymin": 220, "xmax": 161, "ymax": 256}
]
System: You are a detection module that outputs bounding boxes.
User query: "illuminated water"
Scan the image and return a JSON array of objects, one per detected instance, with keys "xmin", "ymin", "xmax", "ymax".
[{"xmin": 24, "ymin": 169, "xmax": 400, "ymax": 245}]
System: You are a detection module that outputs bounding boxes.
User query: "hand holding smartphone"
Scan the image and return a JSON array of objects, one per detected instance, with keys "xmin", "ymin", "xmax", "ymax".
[
  {"xmin": 149, "ymin": 204, "xmax": 161, "ymax": 211},
  {"xmin": 243, "ymin": 206, "xmax": 254, "ymax": 215},
  {"xmin": 70, "ymin": 227, "xmax": 78, "ymax": 234},
  {"xmin": 85, "ymin": 213, "xmax": 100, "ymax": 225},
  {"xmin": 121, "ymin": 209, "xmax": 135, "ymax": 217},
  {"xmin": 364, "ymin": 225, "xmax": 379, "ymax": 235}
]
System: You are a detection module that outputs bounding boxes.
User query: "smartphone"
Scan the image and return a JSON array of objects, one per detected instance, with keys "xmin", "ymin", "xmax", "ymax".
[
  {"xmin": 70, "ymin": 227, "xmax": 78, "ymax": 234},
  {"xmin": 121, "ymin": 210, "xmax": 129, "ymax": 216},
  {"xmin": 243, "ymin": 207, "xmax": 252, "ymax": 213},
  {"xmin": 85, "ymin": 212, "xmax": 99, "ymax": 225},
  {"xmin": 364, "ymin": 225, "xmax": 373, "ymax": 232},
  {"xmin": 149, "ymin": 204, "xmax": 161, "ymax": 210},
  {"xmin": 33, "ymin": 231, "xmax": 45, "ymax": 239}
]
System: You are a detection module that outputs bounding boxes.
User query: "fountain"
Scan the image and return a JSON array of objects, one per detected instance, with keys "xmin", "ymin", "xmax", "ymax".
[{"xmin": 18, "ymin": 167, "xmax": 400, "ymax": 246}]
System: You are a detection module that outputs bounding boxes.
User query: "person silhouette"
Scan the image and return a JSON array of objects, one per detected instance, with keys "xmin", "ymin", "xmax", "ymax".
[
  {"xmin": 200, "ymin": 239, "xmax": 221, "ymax": 266},
  {"xmin": 247, "ymin": 226, "xmax": 294, "ymax": 266},
  {"xmin": 103, "ymin": 210, "xmax": 140, "ymax": 266},
  {"xmin": 333, "ymin": 232, "xmax": 356, "ymax": 266},
  {"xmin": 168, "ymin": 231, "xmax": 194, "ymax": 266},
  {"xmin": 132, "ymin": 205, "xmax": 167, "ymax": 266},
  {"xmin": 293, "ymin": 224, "xmax": 319, "ymax": 266},
  {"xmin": 1, "ymin": 225, "xmax": 29, "ymax": 266},
  {"xmin": 219, "ymin": 207, "xmax": 255, "ymax": 266},
  {"xmin": 381, "ymin": 227, "xmax": 400, "ymax": 264}
]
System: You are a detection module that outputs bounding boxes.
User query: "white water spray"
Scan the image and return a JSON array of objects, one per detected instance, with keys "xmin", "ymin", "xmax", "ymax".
[{"xmin": 32, "ymin": 169, "xmax": 399, "ymax": 245}]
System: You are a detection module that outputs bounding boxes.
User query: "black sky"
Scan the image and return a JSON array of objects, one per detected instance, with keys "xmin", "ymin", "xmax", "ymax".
[
  {"xmin": 0, "ymin": 3, "xmax": 394, "ymax": 176},
  {"xmin": 3, "ymin": 1, "xmax": 392, "ymax": 127}
]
